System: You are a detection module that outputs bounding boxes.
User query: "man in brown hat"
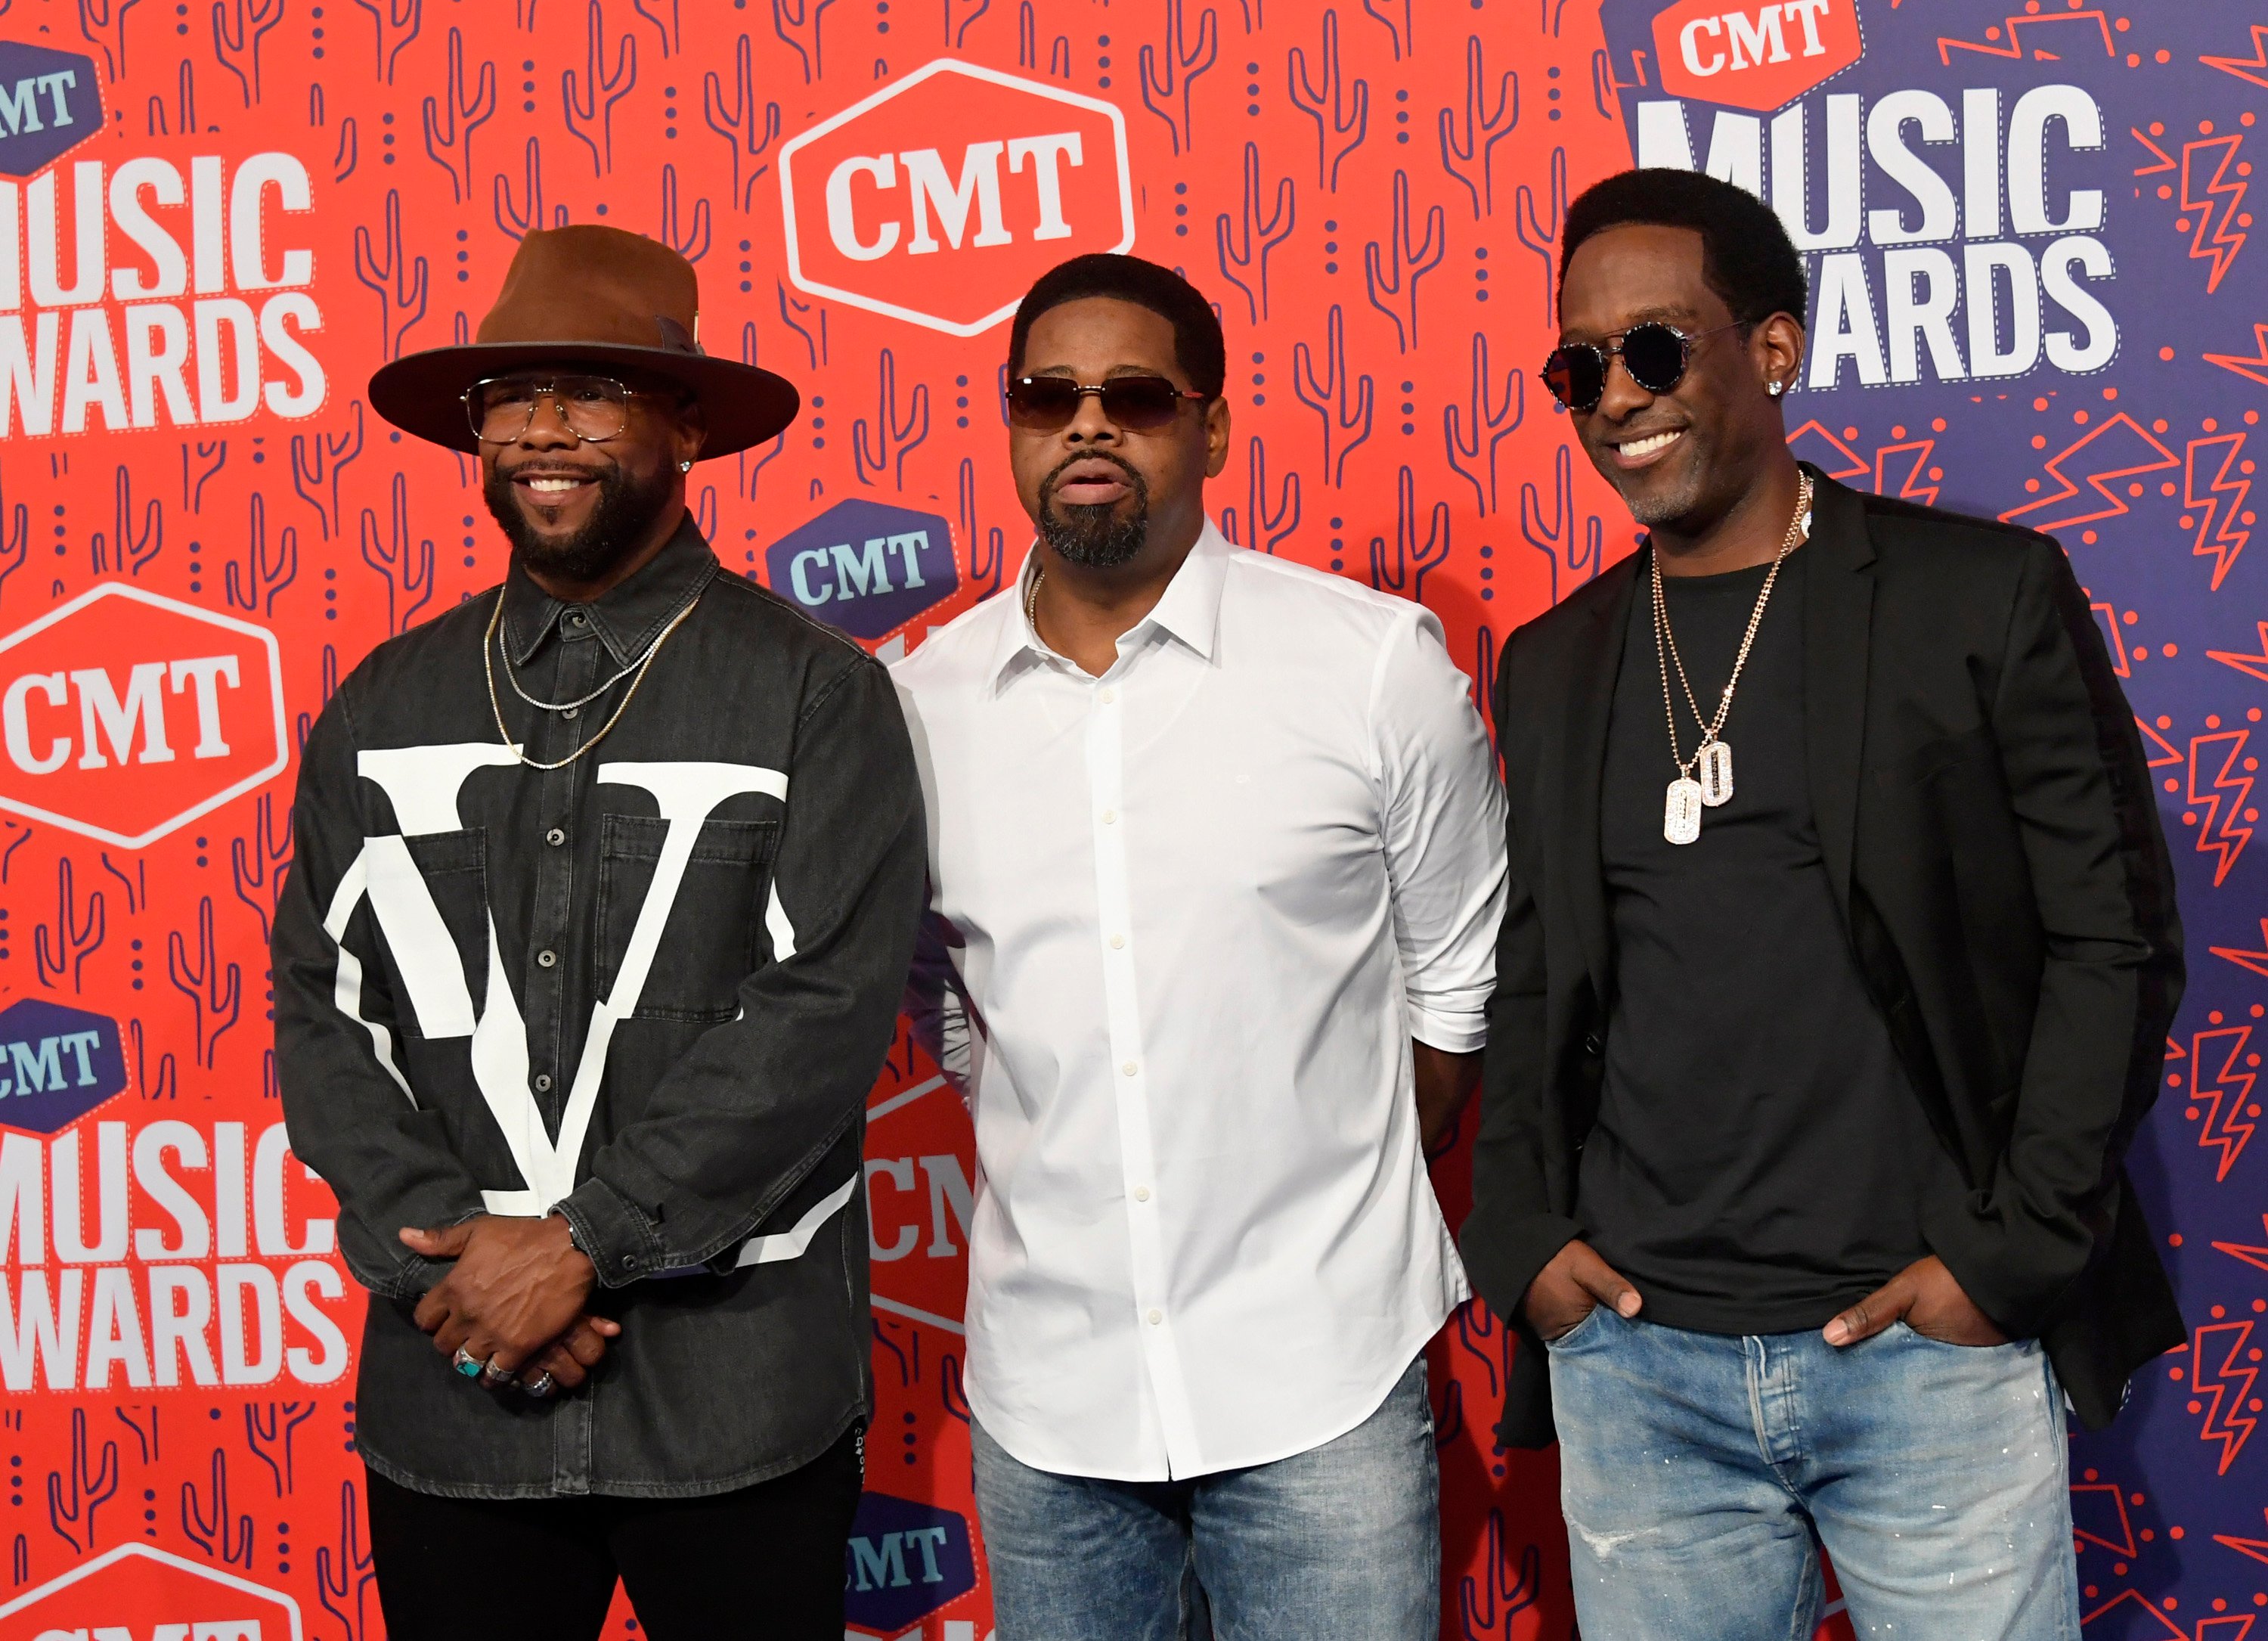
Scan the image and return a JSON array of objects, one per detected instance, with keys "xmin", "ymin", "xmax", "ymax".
[{"xmin": 273, "ymin": 225, "xmax": 925, "ymax": 1639}]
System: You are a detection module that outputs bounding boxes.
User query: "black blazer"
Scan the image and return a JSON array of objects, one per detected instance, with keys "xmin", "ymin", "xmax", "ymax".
[{"xmin": 1460, "ymin": 469, "xmax": 2186, "ymax": 1446}]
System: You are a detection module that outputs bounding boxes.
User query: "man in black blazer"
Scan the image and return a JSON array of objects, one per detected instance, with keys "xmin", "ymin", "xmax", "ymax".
[{"xmin": 1461, "ymin": 169, "xmax": 2183, "ymax": 1640}]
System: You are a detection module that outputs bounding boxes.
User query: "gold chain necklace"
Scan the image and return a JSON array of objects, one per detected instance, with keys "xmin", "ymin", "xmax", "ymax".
[
  {"xmin": 482, "ymin": 586, "xmax": 701, "ymax": 772},
  {"xmin": 1024, "ymin": 565, "xmax": 1046, "ymax": 644},
  {"xmin": 1652, "ymin": 471, "xmax": 1812, "ymax": 845}
]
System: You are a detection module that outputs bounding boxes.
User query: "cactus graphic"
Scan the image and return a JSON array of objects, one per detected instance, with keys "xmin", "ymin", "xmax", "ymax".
[
  {"xmin": 852, "ymin": 349, "xmax": 931, "ymax": 491},
  {"xmin": 1139, "ymin": 0, "xmax": 1216, "ymax": 157},
  {"xmin": 169, "ymin": 895, "xmax": 243, "ymax": 1070},
  {"xmin": 1362, "ymin": 0, "xmax": 1412, "ymax": 60},
  {"xmin": 562, "ymin": 0, "xmax": 635, "ymax": 177},
  {"xmin": 1288, "ymin": 8, "xmax": 1368, "ymax": 192},
  {"xmin": 1219, "ymin": 435, "xmax": 1300, "ymax": 554},
  {"xmin": 353, "ymin": 0, "xmax": 424, "ymax": 85},
  {"xmin": 657, "ymin": 163, "xmax": 711, "ymax": 262},
  {"xmin": 1363, "ymin": 168, "xmax": 1445, "ymax": 353},
  {"xmin": 494, "ymin": 135, "xmax": 567, "ymax": 241},
  {"xmin": 79, "ymin": 0, "xmax": 141, "ymax": 81},
  {"xmin": 98, "ymin": 853, "xmax": 145, "ymax": 917},
  {"xmin": 1215, "ymin": 141, "xmax": 1295, "ymax": 324},
  {"xmin": 947, "ymin": 0, "xmax": 990, "ymax": 48},
  {"xmin": 1457, "ymin": 1510, "xmax": 1541, "ymax": 1638},
  {"xmin": 225, "ymin": 492, "xmax": 297, "ymax": 616},
  {"xmin": 210, "ymin": 0, "xmax": 284, "ymax": 105},
  {"xmin": 129, "ymin": 1016, "xmax": 182, "ymax": 1103},
  {"xmin": 352, "ymin": 189, "xmax": 429, "ymax": 361},
  {"xmin": 772, "ymin": 0, "xmax": 836, "ymax": 83},
  {"xmin": 360, "ymin": 471, "xmax": 437, "ymax": 635},
  {"xmin": 243, "ymin": 1402, "xmax": 316, "ymax": 1497},
  {"xmin": 632, "ymin": 0, "xmax": 680, "ymax": 56},
  {"xmin": 231, "ymin": 791, "xmax": 293, "ymax": 946},
  {"xmin": 181, "ymin": 437, "xmax": 228, "ymax": 512},
  {"xmin": 46, "ymin": 1407, "xmax": 119, "ymax": 1556},
  {"xmin": 1520, "ymin": 439, "xmax": 1602, "ymax": 597},
  {"xmin": 1438, "ymin": 35, "xmax": 1517, "ymax": 219},
  {"xmin": 290, "ymin": 401, "xmax": 365, "ymax": 541},
  {"xmin": 1514, "ymin": 144, "xmax": 1568, "ymax": 327},
  {"xmin": 1443, "ymin": 331, "xmax": 1523, "ymax": 515},
  {"xmin": 331, "ymin": 111, "xmax": 358, "ymax": 179},
  {"xmin": 702, "ymin": 34, "xmax": 782, "ymax": 212},
  {"xmin": 1014, "ymin": 1, "xmax": 1070, "ymax": 76},
  {"xmin": 0, "ymin": 461, "xmax": 26, "ymax": 612},
  {"xmin": 1292, "ymin": 302, "xmax": 1374, "ymax": 487},
  {"xmin": 35, "ymin": 857, "xmax": 106, "ymax": 994},
  {"xmin": 182, "ymin": 1447, "xmax": 254, "ymax": 1567},
  {"xmin": 956, "ymin": 458, "xmax": 1008, "ymax": 600},
  {"xmin": 420, "ymin": 26, "xmax": 496, "ymax": 203},
  {"xmin": 88, "ymin": 462, "xmax": 163, "ymax": 577},
  {"xmin": 1368, "ymin": 464, "xmax": 1450, "ymax": 603},
  {"xmin": 317, "ymin": 1481, "xmax": 380, "ymax": 1641}
]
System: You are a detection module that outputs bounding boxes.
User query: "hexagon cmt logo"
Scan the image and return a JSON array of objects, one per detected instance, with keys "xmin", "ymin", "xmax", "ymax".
[
  {"xmin": 0, "ymin": 997, "xmax": 127, "ymax": 1133},
  {"xmin": 779, "ymin": 57, "xmax": 1134, "ymax": 337},
  {"xmin": 0, "ymin": 582, "xmax": 289, "ymax": 848},
  {"xmin": 0, "ymin": 1542, "xmax": 304, "ymax": 1640},
  {"xmin": 1651, "ymin": 0, "xmax": 1862, "ymax": 111},
  {"xmin": 0, "ymin": 42, "xmax": 102, "ymax": 176},
  {"xmin": 764, "ymin": 498, "xmax": 959, "ymax": 640},
  {"xmin": 844, "ymin": 1492, "xmax": 978, "ymax": 1636}
]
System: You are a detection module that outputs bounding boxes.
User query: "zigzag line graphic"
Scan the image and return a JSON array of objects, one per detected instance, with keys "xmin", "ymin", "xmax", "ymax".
[
  {"xmin": 2187, "ymin": 433, "xmax": 2253, "ymax": 590},
  {"xmin": 2191, "ymin": 1319, "xmax": 2259, "ymax": 1475},
  {"xmin": 2211, "ymin": 1212, "xmax": 2268, "ymax": 1273},
  {"xmin": 1938, "ymin": 10, "xmax": 2113, "ymax": 64},
  {"xmin": 2187, "ymin": 730, "xmax": 2256, "ymax": 887},
  {"xmin": 2203, "ymin": 23, "xmax": 2268, "ymax": 92},
  {"xmin": 2211, "ymin": 623, "xmax": 2268, "ymax": 687},
  {"xmin": 1997, "ymin": 414, "xmax": 2179, "ymax": 531},
  {"xmin": 2207, "ymin": 323, "xmax": 2268, "ymax": 388},
  {"xmin": 2137, "ymin": 714, "xmax": 2183, "ymax": 765},
  {"xmin": 2183, "ymin": 135, "xmax": 2250, "ymax": 293},
  {"xmin": 2132, "ymin": 126, "xmax": 2177, "ymax": 176},
  {"xmin": 2187, "ymin": 1025, "xmax": 2258, "ymax": 1180},
  {"xmin": 1873, "ymin": 439, "xmax": 1938, "ymax": 507}
]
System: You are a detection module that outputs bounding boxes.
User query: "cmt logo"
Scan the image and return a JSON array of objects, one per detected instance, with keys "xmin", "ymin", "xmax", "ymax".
[
  {"xmin": 780, "ymin": 58, "xmax": 1133, "ymax": 336},
  {"xmin": 1653, "ymin": 0, "xmax": 1861, "ymax": 110},
  {"xmin": 765, "ymin": 500, "xmax": 958, "ymax": 641},
  {"xmin": 844, "ymin": 1494, "xmax": 977, "ymax": 1636},
  {"xmin": 0, "ymin": 42, "xmax": 100, "ymax": 175},
  {"xmin": 0, "ymin": 1543, "xmax": 302, "ymax": 1641},
  {"xmin": 0, "ymin": 582, "xmax": 287, "ymax": 848},
  {"xmin": 0, "ymin": 998, "xmax": 125, "ymax": 1133}
]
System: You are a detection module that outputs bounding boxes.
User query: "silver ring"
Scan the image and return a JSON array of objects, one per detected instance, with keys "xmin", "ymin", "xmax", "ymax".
[
  {"xmin": 523, "ymin": 1371, "xmax": 558, "ymax": 1398},
  {"xmin": 451, "ymin": 1346, "xmax": 485, "ymax": 1379},
  {"xmin": 479, "ymin": 1356, "xmax": 516, "ymax": 1388}
]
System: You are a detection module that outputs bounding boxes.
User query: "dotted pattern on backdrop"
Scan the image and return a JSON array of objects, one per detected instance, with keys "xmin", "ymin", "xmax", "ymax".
[{"xmin": 0, "ymin": 2, "xmax": 2254, "ymax": 1637}]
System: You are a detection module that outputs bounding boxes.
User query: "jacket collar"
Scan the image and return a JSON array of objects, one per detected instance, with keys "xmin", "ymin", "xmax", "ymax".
[
  {"xmin": 1798, "ymin": 464, "xmax": 1876, "ymax": 912},
  {"xmin": 500, "ymin": 510, "xmax": 718, "ymax": 668}
]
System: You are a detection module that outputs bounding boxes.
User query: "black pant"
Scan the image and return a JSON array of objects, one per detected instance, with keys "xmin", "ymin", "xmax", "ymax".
[{"xmin": 364, "ymin": 1428, "xmax": 863, "ymax": 1640}]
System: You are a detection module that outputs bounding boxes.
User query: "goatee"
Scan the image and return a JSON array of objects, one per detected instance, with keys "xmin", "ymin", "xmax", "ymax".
[
  {"xmin": 484, "ymin": 460, "xmax": 678, "ymax": 585},
  {"xmin": 1037, "ymin": 453, "xmax": 1151, "ymax": 568}
]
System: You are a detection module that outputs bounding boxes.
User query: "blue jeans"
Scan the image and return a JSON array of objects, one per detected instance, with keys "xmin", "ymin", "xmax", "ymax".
[
  {"xmin": 971, "ymin": 1354, "xmax": 1439, "ymax": 1641},
  {"xmin": 1548, "ymin": 1306, "xmax": 2080, "ymax": 1640}
]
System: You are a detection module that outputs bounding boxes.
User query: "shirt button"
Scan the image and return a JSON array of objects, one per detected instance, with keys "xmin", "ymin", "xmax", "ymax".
[
  {"xmin": 1134, "ymin": 1186, "xmax": 1151, "ymax": 1202},
  {"xmin": 562, "ymin": 706, "xmax": 580, "ymax": 720},
  {"xmin": 569, "ymin": 613, "xmax": 587, "ymax": 628},
  {"xmin": 1146, "ymin": 1309, "xmax": 1163, "ymax": 1326},
  {"xmin": 1099, "ymin": 687, "xmax": 1117, "ymax": 705},
  {"xmin": 538, "ymin": 949, "xmax": 558, "ymax": 968},
  {"xmin": 1122, "ymin": 1061, "xmax": 1139, "ymax": 1077},
  {"xmin": 1109, "ymin": 934, "xmax": 1126, "ymax": 950},
  {"xmin": 534, "ymin": 1073, "xmax": 553, "ymax": 1092},
  {"xmin": 1101, "ymin": 809, "xmax": 1117, "ymax": 824},
  {"xmin": 546, "ymin": 827, "xmax": 566, "ymax": 847}
]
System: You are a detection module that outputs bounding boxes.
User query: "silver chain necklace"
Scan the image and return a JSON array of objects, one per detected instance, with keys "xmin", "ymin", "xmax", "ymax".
[
  {"xmin": 1652, "ymin": 470, "xmax": 1812, "ymax": 845},
  {"xmin": 482, "ymin": 586, "xmax": 700, "ymax": 771}
]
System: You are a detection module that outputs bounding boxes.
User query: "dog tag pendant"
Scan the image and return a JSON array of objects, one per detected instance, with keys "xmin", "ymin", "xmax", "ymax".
[
  {"xmin": 1664, "ymin": 777, "xmax": 1704, "ymax": 845},
  {"xmin": 1697, "ymin": 740, "xmax": 1734, "ymax": 807}
]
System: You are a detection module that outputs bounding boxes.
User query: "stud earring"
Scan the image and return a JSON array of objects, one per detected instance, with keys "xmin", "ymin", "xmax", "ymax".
[
  {"xmin": 678, "ymin": 459, "xmax": 693, "ymax": 472},
  {"xmin": 1766, "ymin": 380, "xmax": 1784, "ymax": 398}
]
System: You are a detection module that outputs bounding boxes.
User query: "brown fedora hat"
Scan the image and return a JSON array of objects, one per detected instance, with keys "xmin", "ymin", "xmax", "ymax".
[{"xmin": 367, "ymin": 225, "xmax": 799, "ymax": 459}]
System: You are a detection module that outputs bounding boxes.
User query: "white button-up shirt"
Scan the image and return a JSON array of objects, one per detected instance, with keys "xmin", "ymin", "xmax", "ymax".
[{"xmin": 892, "ymin": 523, "xmax": 1506, "ymax": 1481}]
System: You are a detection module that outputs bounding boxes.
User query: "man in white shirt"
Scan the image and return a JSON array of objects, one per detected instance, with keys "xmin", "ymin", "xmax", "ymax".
[{"xmin": 894, "ymin": 253, "xmax": 1507, "ymax": 1637}]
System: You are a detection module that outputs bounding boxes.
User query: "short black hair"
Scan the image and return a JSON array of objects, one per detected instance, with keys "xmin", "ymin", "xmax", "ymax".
[
  {"xmin": 1008, "ymin": 253, "xmax": 1226, "ymax": 399},
  {"xmin": 1559, "ymin": 168, "xmax": 1807, "ymax": 330}
]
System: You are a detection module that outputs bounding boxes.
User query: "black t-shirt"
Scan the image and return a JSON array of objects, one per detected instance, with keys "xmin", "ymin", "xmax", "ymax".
[{"xmin": 1582, "ymin": 547, "xmax": 1958, "ymax": 1335}]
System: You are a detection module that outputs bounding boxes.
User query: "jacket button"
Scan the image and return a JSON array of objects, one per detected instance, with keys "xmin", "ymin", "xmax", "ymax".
[
  {"xmin": 538, "ymin": 949, "xmax": 558, "ymax": 969},
  {"xmin": 546, "ymin": 827, "xmax": 565, "ymax": 847},
  {"xmin": 620, "ymin": 1255, "xmax": 636, "ymax": 1270},
  {"xmin": 1583, "ymin": 1033, "xmax": 1603, "ymax": 1056}
]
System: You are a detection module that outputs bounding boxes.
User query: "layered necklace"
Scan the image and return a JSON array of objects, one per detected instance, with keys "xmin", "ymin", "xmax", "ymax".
[
  {"xmin": 1652, "ymin": 470, "xmax": 1812, "ymax": 845},
  {"xmin": 482, "ymin": 586, "xmax": 701, "ymax": 771}
]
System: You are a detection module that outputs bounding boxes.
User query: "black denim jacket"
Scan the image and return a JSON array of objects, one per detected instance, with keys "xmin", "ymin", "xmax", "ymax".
[{"xmin": 273, "ymin": 519, "xmax": 924, "ymax": 1498}]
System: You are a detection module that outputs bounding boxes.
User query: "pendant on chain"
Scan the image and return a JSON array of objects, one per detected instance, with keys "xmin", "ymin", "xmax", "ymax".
[
  {"xmin": 1697, "ymin": 740, "xmax": 1734, "ymax": 807},
  {"xmin": 1664, "ymin": 776, "xmax": 1705, "ymax": 845}
]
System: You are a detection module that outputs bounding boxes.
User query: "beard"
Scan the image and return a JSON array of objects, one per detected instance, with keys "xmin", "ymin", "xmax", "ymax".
[
  {"xmin": 483, "ymin": 458, "xmax": 678, "ymax": 585},
  {"xmin": 1036, "ymin": 452, "xmax": 1151, "ymax": 568}
]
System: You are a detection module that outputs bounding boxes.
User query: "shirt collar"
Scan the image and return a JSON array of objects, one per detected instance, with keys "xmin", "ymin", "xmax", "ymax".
[
  {"xmin": 500, "ymin": 511, "xmax": 719, "ymax": 668},
  {"xmin": 989, "ymin": 520, "xmax": 1234, "ymax": 688}
]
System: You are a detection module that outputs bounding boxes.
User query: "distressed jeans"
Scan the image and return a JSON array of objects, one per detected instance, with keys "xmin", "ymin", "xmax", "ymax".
[
  {"xmin": 971, "ymin": 1353, "xmax": 1439, "ymax": 1641},
  {"xmin": 1548, "ymin": 1306, "xmax": 2080, "ymax": 1641}
]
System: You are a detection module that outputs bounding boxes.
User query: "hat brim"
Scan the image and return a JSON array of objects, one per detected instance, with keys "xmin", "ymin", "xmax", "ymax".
[{"xmin": 367, "ymin": 342, "xmax": 801, "ymax": 459}]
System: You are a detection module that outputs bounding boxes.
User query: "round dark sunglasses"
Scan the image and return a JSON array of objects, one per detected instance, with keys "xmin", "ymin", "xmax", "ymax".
[
  {"xmin": 1005, "ymin": 374, "xmax": 1211, "ymax": 432},
  {"xmin": 1542, "ymin": 321, "xmax": 1745, "ymax": 412}
]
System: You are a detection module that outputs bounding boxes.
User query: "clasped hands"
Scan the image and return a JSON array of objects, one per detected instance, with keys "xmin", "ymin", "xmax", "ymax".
[
  {"xmin": 400, "ymin": 1214, "xmax": 620, "ymax": 1395},
  {"xmin": 1523, "ymin": 1241, "xmax": 2007, "ymax": 1348}
]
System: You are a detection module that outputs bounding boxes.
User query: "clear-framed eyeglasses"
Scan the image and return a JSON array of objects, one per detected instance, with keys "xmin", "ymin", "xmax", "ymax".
[{"xmin": 463, "ymin": 374, "xmax": 652, "ymax": 444}]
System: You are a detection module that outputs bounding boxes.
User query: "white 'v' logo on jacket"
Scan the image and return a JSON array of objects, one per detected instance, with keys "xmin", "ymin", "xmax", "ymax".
[{"xmin": 316, "ymin": 745, "xmax": 847, "ymax": 1264}]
